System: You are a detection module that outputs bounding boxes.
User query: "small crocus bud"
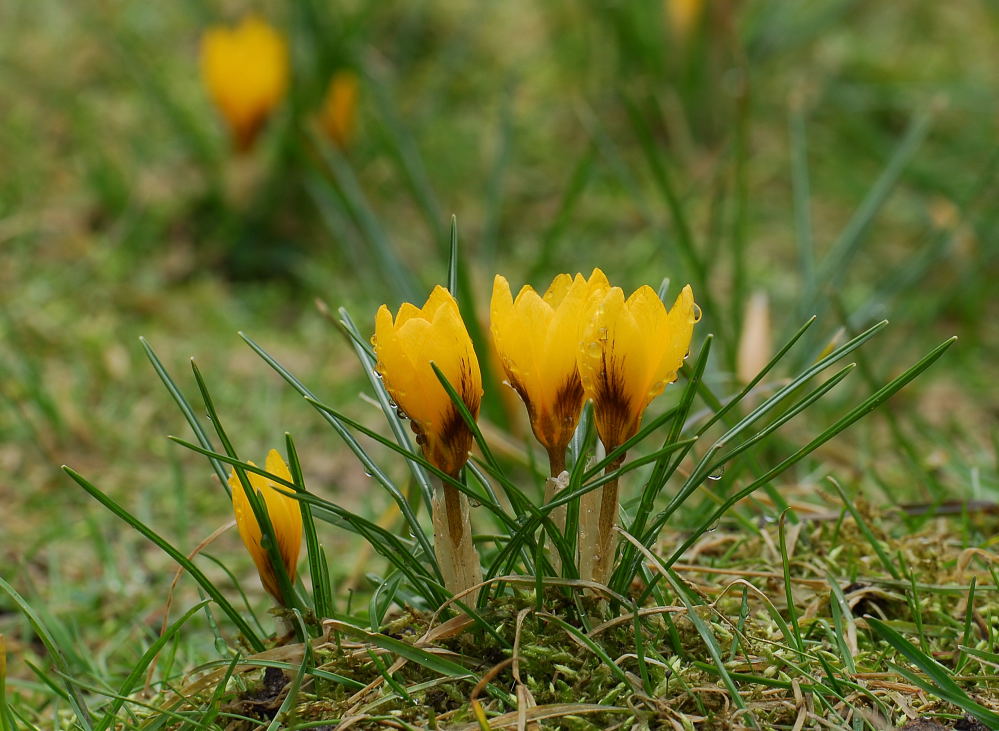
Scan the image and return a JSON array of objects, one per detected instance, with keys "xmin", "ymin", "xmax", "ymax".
[
  {"xmin": 319, "ymin": 70, "xmax": 359, "ymax": 148},
  {"xmin": 200, "ymin": 16, "xmax": 289, "ymax": 152},
  {"xmin": 490, "ymin": 269, "xmax": 609, "ymax": 474},
  {"xmin": 579, "ymin": 283, "xmax": 698, "ymax": 452},
  {"xmin": 374, "ymin": 286, "xmax": 484, "ymax": 601},
  {"xmin": 230, "ymin": 450, "xmax": 302, "ymax": 603}
]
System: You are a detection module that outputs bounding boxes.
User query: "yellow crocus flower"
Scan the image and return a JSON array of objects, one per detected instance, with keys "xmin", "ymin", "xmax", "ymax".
[
  {"xmin": 374, "ymin": 286, "xmax": 483, "ymax": 478},
  {"xmin": 230, "ymin": 449, "xmax": 302, "ymax": 602},
  {"xmin": 490, "ymin": 269, "xmax": 609, "ymax": 473},
  {"xmin": 374, "ymin": 286, "xmax": 484, "ymax": 600},
  {"xmin": 576, "ymin": 281, "xmax": 698, "ymax": 584},
  {"xmin": 319, "ymin": 70, "xmax": 359, "ymax": 148},
  {"xmin": 200, "ymin": 16, "xmax": 289, "ymax": 152},
  {"xmin": 579, "ymin": 283, "xmax": 698, "ymax": 451}
]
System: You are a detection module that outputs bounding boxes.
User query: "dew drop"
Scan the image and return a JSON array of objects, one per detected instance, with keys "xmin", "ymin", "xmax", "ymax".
[
  {"xmin": 707, "ymin": 466, "xmax": 725, "ymax": 481},
  {"xmin": 363, "ymin": 468, "xmax": 374, "ymax": 477},
  {"xmin": 586, "ymin": 341, "xmax": 602, "ymax": 355},
  {"xmin": 691, "ymin": 304, "xmax": 703, "ymax": 323},
  {"xmin": 648, "ymin": 380, "xmax": 666, "ymax": 398},
  {"xmin": 374, "ymin": 371, "xmax": 384, "ymax": 380},
  {"xmin": 396, "ymin": 409, "xmax": 408, "ymax": 421},
  {"xmin": 469, "ymin": 498, "xmax": 482, "ymax": 508},
  {"xmin": 597, "ymin": 326, "xmax": 609, "ymax": 342}
]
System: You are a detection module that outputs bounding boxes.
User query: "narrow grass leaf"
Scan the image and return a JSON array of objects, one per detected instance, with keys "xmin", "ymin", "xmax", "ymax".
[{"xmin": 325, "ymin": 622, "xmax": 471, "ymax": 678}]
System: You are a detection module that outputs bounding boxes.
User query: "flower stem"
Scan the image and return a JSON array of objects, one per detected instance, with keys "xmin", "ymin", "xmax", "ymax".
[
  {"xmin": 579, "ymin": 455, "xmax": 624, "ymax": 585},
  {"xmin": 432, "ymin": 479, "xmax": 483, "ymax": 603},
  {"xmin": 544, "ymin": 447, "xmax": 569, "ymax": 573}
]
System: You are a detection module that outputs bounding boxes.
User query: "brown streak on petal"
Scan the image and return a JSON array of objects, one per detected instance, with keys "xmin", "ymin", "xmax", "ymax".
[
  {"xmin": 594, "ymin": 350, "xmax": 634, "ymax": 450},
  {"xmin": 439, "ymin": 406, "xmax": 473, "ymax": 476},
  {"xmin": 553, "ymin": 373, "xmax": 585, "ymax": 434},
  {"xmin": 459, "ymin": 358, "xmax": 482, "ymax": 418}
]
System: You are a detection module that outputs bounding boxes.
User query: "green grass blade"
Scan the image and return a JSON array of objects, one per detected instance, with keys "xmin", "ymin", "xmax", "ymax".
[
  {"xmin": 326, "ymin": 622, "xmax": 471, "ymax": 678},
  {"xmin": 447, "ymin": 215, "xmax": 459, "ymax": 297},
  {"xmin": 789, "ymin": 101, "xmax": 816, "ymax": 306},
  {"xmin": 285, "ymin": 433, "xmax": 333, "ymax": 621}
]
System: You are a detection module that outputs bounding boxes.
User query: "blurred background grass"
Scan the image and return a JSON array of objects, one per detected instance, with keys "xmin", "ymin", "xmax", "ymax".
[{"xmin": 1, "ymin": 0, "xmax": 997, "ymax": 698}]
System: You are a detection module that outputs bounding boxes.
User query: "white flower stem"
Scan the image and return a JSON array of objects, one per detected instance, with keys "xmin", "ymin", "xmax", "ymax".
[{"xmin": 432, "ymin": 480, "xmax": 483, "ymax": 604}]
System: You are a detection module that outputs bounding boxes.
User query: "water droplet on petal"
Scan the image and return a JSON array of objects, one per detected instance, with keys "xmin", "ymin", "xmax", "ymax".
[
  {"xmin": 586, "ymin": 341, "xmax": 602, "ymax": 355},
  {"xmin": 648, "ymin": 380, "xmax": 666, "ymax": 398},
  {"xmin": 692, "ymin": 304, "xmax": 703, "ymax": 323}
]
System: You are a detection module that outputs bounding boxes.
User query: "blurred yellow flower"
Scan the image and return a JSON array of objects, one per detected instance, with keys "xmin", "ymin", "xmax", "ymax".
[
  {"xmin": 579, "ymin": 283, "xmax": 698, "ymax": 451},
  {"xmin": 374, "ymin": 286, "xmax": 483, "ymax": 477},
  {"xmin": 319, "ymin": 70, "xmax": 359, "ymax": 148},
  {"xmin": 200, "ymin": 16, "xmax": 289, "ymax": 152},
  {"xmin": 490, "ymin": 269, "xmax": 609, "ymax": 472},
  {"xmin": 230, "ymin": 449, "xmax": 302, "ymax": 602},
  {"xmin": 666, "ymin": 0, "xmax": 705, "ymax": 42}
]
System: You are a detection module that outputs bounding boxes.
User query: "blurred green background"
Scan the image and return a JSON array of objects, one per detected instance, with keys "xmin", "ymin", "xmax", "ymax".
[{"xmin": 1, "ymin": 0, "xmax": 997, "ymax": 696}]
